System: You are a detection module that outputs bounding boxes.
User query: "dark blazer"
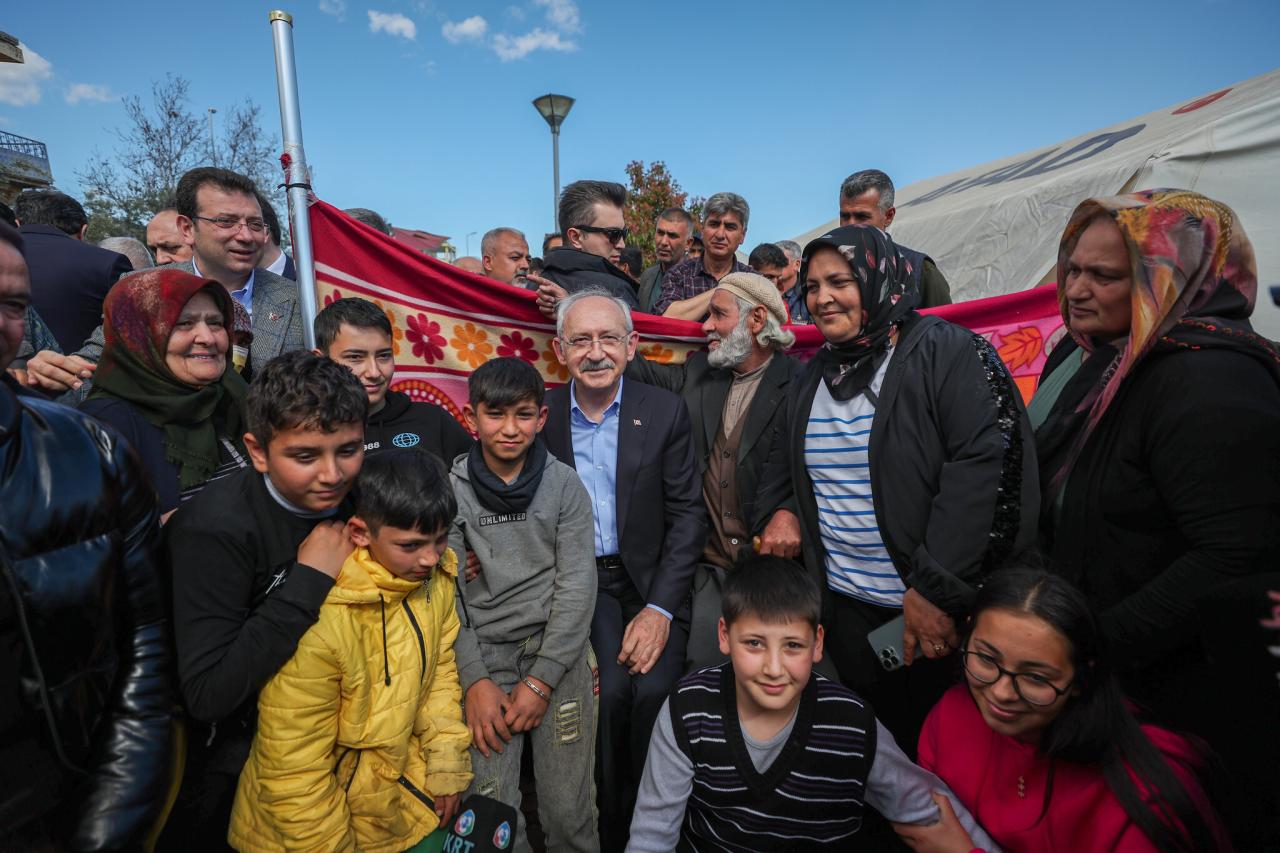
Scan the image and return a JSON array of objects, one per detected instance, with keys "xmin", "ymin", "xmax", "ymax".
[
  {"xmin": 543, "ymin": 379, "xmax": 706, "ymax": 615},
  {"xmin": 626, "ymin": 350, "xmax": 799, "ymax": 533},
  {"xmin": 757, "ymin": 314, "xmax": 1040, "ymax": 615},
  {"xmin": 21, "ymin": 223, "xmax": 131, "ymax": 353}
]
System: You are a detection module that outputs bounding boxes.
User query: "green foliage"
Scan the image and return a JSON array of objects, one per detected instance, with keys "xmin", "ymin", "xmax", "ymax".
[
  {"xmin": 77, "ymin": 74, "xmax": 284, "ymax": 245},
  {"xmin": 622, "ymin": 160, "xmax": 703, "ymax": 268}
]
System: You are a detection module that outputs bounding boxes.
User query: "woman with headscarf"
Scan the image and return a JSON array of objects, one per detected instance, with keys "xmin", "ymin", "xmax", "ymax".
[
  {"xmin": 80, "ymin": 268, "xmax": 249, "ymax": 520},
  {"xmin": 755, "ymin": 224, "xmax": 1040, "ymax": 752},
  {"xmin": 1031, "ymin": 190, "xmax": 1280, "ymax": 825}
]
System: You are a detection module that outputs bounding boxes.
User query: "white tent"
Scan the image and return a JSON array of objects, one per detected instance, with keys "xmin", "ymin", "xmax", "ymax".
[{"xmin": 793, "ymin": 68, "xmax": 1280, "ymax": 340}]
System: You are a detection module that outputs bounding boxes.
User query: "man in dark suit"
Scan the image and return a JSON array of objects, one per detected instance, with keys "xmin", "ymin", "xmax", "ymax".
[
  {"xmin": 543, "ymin": 290, "xmax": 705, "ymax": 850},
  {"xmin": 22, "ymin": 167, "xmax": 304, "ymax": 395},
  {"xmin": 15, "ymin": 189, "xmax": 131, "ymax": 353},
  {"xmin": 626, "ymin": 272, "xmax": 803, "ymax": 668}
]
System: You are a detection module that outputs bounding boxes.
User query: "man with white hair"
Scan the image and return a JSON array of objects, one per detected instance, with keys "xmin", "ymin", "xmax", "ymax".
[
  {"xmin": 98, "ymin": 236, "xmax": 154, "ymax": 271},
  {"xmin": 627, "ymin": 272, "xmax": 803, "ymax": 668},
  {"xmin": 543, "ymin": 290, "xmax": 704, "ymax": 850}
]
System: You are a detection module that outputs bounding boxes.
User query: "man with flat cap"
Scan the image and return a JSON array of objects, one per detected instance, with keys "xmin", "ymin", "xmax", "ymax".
[{"xmin": 627, "ymin": 272, "xmax": 804, "ymax": 668}]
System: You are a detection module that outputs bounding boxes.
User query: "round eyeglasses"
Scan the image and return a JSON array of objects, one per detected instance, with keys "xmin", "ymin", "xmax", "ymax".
[{"xmin": 960, "ymin": 650, "xmax": 1072, "ymax": 707}]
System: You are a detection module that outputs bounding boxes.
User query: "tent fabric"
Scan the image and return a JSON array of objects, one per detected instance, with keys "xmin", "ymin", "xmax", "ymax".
[
  {"xmin": 794, "ymin": 68, "xmax": 1280, "ymax": 340},
  {"xmin": 308, "ymin": 199, "xmax": 1062, "ymax": 425}
]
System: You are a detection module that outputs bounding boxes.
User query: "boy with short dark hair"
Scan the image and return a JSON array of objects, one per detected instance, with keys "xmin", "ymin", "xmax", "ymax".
[
  {"xmin": 626, "ymin": 555, "xmax": 997, "ymax": 852},
  {"xmin": 229, "ymin": 449, "xmax": 472, "ymax": 851},
  {"xmin": 314, "ymin": 296, "xmax": 473, "ymax": 462},
  {"xmin": 449, "ymin": 357, "xmax": 600, "ymax": 851},
  {"xmin": 166, "ymin": 350, "xmax": 368, "ymax": 840}
]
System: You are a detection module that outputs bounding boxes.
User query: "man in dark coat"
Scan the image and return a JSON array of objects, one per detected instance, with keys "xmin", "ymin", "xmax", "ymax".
[
  {"xmin": 542, "ymin": 289, "xmax": 705, "ymax": 850},
  {"xmin": 15, "ymin": 189, "xmax": 131, "ymax": 353},
  {"xmin": 532, "ymin": 180, "xmax": 639, "ymax": 311}
]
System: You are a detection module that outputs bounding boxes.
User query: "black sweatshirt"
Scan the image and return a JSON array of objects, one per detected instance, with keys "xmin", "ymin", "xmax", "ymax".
[
  {"xmin": 167, "ymin": 467, "xmax": 352, "ymax": 726},
  {"xmin": 364, "ymin": 389, "xmax": 473, "ymax": 463}
]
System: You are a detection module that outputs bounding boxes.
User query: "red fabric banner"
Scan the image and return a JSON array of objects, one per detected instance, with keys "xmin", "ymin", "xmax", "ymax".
[{"xmin": 309, "ymin": 200, "xmax": 1064, "ymax": 421}]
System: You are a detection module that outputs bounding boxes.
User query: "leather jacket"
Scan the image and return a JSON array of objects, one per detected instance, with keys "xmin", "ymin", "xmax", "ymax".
[{"xmin": 0, "ymin": 376, "xmax": 174, "ymax": 850}]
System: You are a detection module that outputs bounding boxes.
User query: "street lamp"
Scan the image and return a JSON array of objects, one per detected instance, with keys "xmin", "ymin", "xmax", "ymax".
[{"xmin": 532, "ymin": 93, "xmax": 574, "ymax": 232}]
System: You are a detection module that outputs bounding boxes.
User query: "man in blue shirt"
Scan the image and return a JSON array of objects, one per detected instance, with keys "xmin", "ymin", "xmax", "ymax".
[{"xmin": 543, "ymin": 290, "xmax": 705, "ymax": 850}]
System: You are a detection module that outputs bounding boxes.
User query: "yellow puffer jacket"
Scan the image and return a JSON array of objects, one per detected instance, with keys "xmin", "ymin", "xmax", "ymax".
[{"xmin": 228, "ymin": 547, "xmax": 472, "ymax": 852}]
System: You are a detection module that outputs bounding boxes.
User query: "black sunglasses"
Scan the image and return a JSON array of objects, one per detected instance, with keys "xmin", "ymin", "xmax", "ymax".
[{"xmin": 573, "ymin": 224, "xmax": 629, "ymax": 244}]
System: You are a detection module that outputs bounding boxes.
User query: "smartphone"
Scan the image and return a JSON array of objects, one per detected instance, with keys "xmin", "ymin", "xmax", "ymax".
[{"xmin": 866, "ymin": 615, "xmax": 922, "ymax": 672}]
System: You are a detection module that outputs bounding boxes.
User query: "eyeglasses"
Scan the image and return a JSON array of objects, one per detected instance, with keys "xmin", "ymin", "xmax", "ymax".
[
  {"xmin": 573, "ymin": 224, "xmax": 629, "ymax": 244},
  {"xmin": 960, "ymin": 650, "xmax": 1072, "ymax": 707},
  {"xmin": 193, "ymin": 215, "xmax": 268, "ymax": 234},
  {"xmin": 563, "ymin": 334, "xmax": 627, "ymax": 351}
]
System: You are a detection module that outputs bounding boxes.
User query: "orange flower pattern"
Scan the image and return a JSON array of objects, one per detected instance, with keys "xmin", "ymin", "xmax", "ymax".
[
  {"xmin": 542, "ymin": 338, "xmax": 569, "ymax": 381},
  {"xmin": 639, "ymin": 342, "xmax": 676, "ymax": 363},
  {"xmin": 373, "ymin": 299, "xmax": 405, "ymax": 356},
  {"xmin": 451, "ymin": 322, "xmax": 494, "ymax": 369}
]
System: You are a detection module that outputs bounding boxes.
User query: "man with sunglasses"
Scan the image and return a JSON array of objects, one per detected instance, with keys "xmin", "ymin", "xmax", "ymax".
[
  {"xmin": 22, "ymin": 167, "xmax": 304, "ymax": 394},
  {"xmin": 533, "ymin": 180, "xmax": 641, "ymax": 313}
]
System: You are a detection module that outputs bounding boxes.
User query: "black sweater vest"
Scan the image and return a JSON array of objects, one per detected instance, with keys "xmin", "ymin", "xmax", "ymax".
[{"xmin": 670, "ymin": 663, "xmax": 875, "ymax": 851}]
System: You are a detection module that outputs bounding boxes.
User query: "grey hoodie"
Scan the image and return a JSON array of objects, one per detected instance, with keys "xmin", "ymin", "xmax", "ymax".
[{"xmin": 449, "ymin": 450, "xmax": 597, "ymax": 691}]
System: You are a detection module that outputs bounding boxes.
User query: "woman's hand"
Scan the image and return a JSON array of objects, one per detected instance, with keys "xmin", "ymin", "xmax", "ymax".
[
  {"xmin": 902, "ymin": 588, "xmax": 957, "ymax": 665},
  {"xmin": 892, "ymin": 792, "xmax": 978, "ymax": 852}
]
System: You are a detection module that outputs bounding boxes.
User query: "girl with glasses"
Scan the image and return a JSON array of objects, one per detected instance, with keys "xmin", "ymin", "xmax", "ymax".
[{"xmin": 893, "ymin": 568, "xmax": 1228, "ymax": 852}]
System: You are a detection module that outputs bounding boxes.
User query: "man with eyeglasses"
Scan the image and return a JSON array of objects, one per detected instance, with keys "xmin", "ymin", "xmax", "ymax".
[
  {"xmin": 532, "ymin": 180, "xmax": 640, "ymax": 313},
  {"xmin": 22, "ymin": 167, "xmax": 304, "ymax": 394},
  {"xmin": 543, "ymin": 290, "xmax": 705, "ymax": 850}
]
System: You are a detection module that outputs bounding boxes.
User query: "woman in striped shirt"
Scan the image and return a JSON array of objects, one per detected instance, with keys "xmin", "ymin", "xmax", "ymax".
[{"xmin": 756, "ymin": 224, "xmax": 1039, "ymax": 755}]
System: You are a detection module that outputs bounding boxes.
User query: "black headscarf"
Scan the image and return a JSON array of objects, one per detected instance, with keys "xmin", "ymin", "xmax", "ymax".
[{"xmin": 800, "ymin": 225, "xmax": 920, "ymax": 401}]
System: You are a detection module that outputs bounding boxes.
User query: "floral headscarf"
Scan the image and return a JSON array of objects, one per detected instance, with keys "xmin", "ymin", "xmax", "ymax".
[
  {"xmin": 89, "ymin": 268, "xmax": 248, "ymax": 489},
  {"xmin": 1039, "ymin": 188, "xmax": 1279, "ymax": 499},
  {"xmin": 800, "ymin": 225, "xmax": 920, "ymax": 401}
]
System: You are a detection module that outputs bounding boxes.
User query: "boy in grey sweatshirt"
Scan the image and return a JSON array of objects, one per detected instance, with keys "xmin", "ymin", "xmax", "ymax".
[{"xmin": 449, "ymin": 357, "xmax": 599, "ymax": 852}]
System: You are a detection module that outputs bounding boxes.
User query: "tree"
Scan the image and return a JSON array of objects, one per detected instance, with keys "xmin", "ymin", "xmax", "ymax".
[
  {"xmin": 78, "ymin": 74, "xmax": 282, "ymax": 243},
  {"xmin": 622, "ymin": 160, "xmax": 703, "ymax": 268}
]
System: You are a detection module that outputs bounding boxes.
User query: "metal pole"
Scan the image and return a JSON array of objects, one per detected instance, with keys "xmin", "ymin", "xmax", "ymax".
[
  {"xmin": 551, "ymin": 127, "xmax": 561, "ymax": 232},
  {"xmin": 269, "ymin": 10, "xmax": 319, "ymax": 350}
]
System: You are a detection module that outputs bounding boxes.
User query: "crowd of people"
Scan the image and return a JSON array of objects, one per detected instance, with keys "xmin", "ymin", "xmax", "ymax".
[{"xmin": 0, "ymin": 163, "xmax": 1277, "ymax": 853}]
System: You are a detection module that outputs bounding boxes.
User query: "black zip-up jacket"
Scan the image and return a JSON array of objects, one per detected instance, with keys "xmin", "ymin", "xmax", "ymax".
[
  {"xmin": 364, "ymin": 389, "xmax": 473, "ymax": 463},
  {"xmin": 540, "ymin": 246, "xmax": 640, "ymax": 309},
  {"xmin": 0, "ymin": 375, "xmax": 173, "ymax": 851},
  {"xmin": 757, "ymin": 314, "xmax": 1040, "ymax": 615}
]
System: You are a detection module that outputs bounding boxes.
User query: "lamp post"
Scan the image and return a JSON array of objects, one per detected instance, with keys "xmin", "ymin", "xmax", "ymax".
[{"xmin": 532, "ymin": 93, "xmax": 574, "ymax": 232}]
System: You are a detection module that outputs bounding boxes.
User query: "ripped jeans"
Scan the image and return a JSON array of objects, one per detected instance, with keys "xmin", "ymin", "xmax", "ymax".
[{"xmin": 463, "ymin": 633, "xmax": 599, "ymax": 853}]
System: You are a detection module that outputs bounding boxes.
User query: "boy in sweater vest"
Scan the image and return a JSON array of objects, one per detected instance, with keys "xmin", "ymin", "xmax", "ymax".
[
  {"xmin": 450, "ymin": 357, "xmax": 599, "ymax": 851},
  {"xmin": 626, "ymin": 555, "xmax": 997, "ymax": 851}
]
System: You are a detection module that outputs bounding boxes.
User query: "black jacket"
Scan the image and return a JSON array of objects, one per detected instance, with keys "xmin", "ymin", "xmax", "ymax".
[
  {"xmin": 365, "ymin": 389, "xmax": 473, "ymax": 463},
  {"xmin": 1041, "ymin": 339, "xmax": 1280, "ymax": 732},
  {"xmin": 541, "ymin": 247, "xmax": 640, "ymax": 309},
  {"xmin": 542, "ymin": 379, "xmax": 706, "ymax": 614},
  {"xmin": 20, "ymin": 223, "xmax": 132, "ymax": 353},
  {"xmin": 626, "ymin": 350, "xmax": 800, "ymax": 534},
  {"xmin": 0, "ymin": 376, "xmax": 172, "ymax": 850},
  {"xmin": 757, "ymin": 314, "xmax": 1040, "ymax": 615},
  {"xmin": 167, "ymin": 467, "xmax": 346, "ymax": 728}
]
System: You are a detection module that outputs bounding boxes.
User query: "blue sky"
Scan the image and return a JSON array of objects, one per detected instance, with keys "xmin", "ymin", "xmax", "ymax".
[{"xmin": 3, "ymin": 1, "xmax": 1278, "ymax": 255}]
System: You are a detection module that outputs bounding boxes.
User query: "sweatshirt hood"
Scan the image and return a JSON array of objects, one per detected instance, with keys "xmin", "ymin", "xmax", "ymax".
[
  {"xmin": 369, "ymin": 389, "xmax": 412, "ymax": 426},
  {"xmin": 329, "ymin": 544, "xmax": 458, "ymax": 606}
]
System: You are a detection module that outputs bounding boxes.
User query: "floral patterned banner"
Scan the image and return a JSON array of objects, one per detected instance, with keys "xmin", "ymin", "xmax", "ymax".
[{"xmin": 309, "ymin": 200, "xmax": 1064, "ymax": 425}]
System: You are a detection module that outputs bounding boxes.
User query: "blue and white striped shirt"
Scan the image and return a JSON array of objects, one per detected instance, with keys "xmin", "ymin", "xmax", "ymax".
[{"xmin": 805, "ymin": 348, "xmax": 905, "ymax": 606}]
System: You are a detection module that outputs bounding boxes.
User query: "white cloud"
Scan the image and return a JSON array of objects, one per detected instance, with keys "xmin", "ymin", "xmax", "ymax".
[
  {"xmin": 442, "ymin": 15, "xmax": 488, "ymax": 43},
  {"xmin": 65, "ymin": 83, "xmax": 114, "ymax": 105},
  {"xmin": 368, "ymin": 10, "xmax": 417, "ymax": 39},
  {"xmin": 319, "ymin": 0, "xmax": 347, "ymax": 20},
  {"xmin": 0, "ymin": 43, "xmax": 54, "ymax": 107},
  {"xmin": 491, "ymin": 27, "xmax": 575, "ymax": 61},
  {"xmin": 534, "ymin": 0, "xmax": 581, "ymax": 34}
]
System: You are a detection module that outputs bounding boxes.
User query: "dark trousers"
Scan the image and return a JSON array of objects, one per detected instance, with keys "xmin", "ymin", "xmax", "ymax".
[
  {"xmin": 591, "ymin": 561, "xmax": 688, "ymax": 851},
  {"xmin": 822, "ymin": 589, "xmax": 957, "ymax": 761}
]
